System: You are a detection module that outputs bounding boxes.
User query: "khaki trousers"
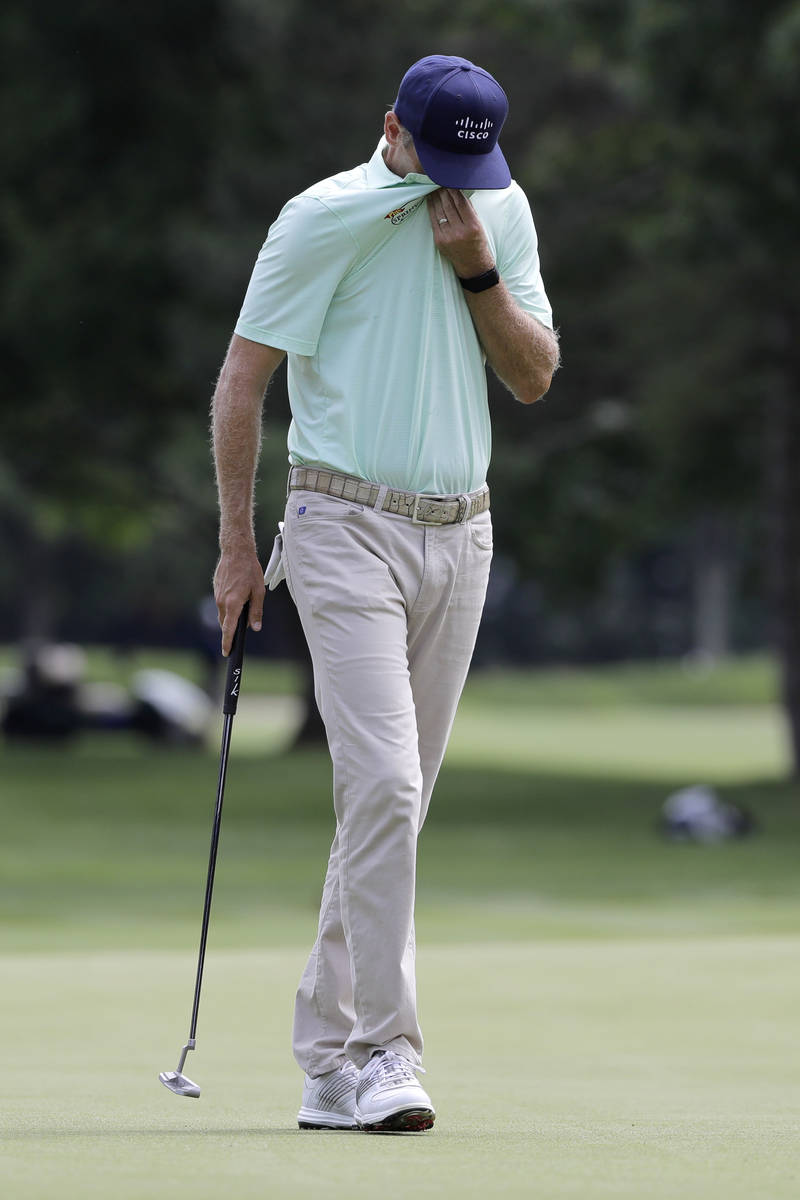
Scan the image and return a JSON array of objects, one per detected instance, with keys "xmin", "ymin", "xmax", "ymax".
[{"xmin": 282, "ymin": 488, "xmax": 492, "ymax": 1073}]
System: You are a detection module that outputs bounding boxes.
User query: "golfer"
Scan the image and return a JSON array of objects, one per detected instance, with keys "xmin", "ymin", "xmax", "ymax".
[{"xmin": 212, "ymin": 54, "xmax": 559, "ymax": 1132}]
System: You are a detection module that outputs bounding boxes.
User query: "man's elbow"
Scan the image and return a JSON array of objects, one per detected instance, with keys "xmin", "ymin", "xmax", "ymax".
[
  {"xmin": 517, "ymin": 367, "xmax": 555, "ymax": 405},
  {"xmin": 518, "ymin": 333, "xmax": 560, "ymax": 404}
]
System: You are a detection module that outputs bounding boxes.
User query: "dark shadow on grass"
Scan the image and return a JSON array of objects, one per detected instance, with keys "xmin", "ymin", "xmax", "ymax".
[
  {"xmin": 6, "ymin": 737, "xmax": 796, "ymax": 827},
  {"xmin": 4, "ymin": 743, "xmax": 800, "ymax": 924},
  {"xmin": 427, "ymin": 767, "xmax": 800, "ymax": 830}
]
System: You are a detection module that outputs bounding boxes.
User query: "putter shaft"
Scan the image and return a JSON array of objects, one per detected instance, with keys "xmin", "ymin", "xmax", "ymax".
[{"xmin": 159, "ymin": 604, "xmax": 249, "ymax": 1097}]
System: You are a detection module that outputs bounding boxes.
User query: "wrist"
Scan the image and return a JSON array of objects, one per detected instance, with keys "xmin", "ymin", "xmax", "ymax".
[
  {"xmin": 458, "ymin": 265, "xmax": 500, "ymax": 293},
  {"xmin": 219, "ymin": 528, "xmax": 257, "ymax": 554}
]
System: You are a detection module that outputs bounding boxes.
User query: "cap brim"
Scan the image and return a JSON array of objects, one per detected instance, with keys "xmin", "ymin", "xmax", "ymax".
[{"xmin": 414, "ymin": 139, "xmax": 511, "ymax": 190}]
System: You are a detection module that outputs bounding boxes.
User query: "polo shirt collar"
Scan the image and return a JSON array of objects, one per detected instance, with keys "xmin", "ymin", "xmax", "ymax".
[{"xmin": 366, "ymin": 137, "xmax": 434, "ymax": 188}]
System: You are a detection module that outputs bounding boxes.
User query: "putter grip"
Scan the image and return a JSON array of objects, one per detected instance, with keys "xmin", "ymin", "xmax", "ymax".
[{"xmin": 223, "ymin": 603, "xmax": 249, "ymax": 715}]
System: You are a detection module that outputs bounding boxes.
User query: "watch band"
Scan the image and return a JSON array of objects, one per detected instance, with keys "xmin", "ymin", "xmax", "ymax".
[{"xmin": 458, "ymin": 266, "xmax": 500, "ymax": 293}]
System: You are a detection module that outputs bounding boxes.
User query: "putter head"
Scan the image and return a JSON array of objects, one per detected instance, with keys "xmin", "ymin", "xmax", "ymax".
[{"xmin": 159, "ymin": 1069, "xmax": 201, "ymax": 1098}]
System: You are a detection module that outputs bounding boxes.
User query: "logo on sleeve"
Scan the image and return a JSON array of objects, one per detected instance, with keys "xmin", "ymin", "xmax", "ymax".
[{"xmin": 384, "ymin": 198, "xmax": 424, "ymax": 225}]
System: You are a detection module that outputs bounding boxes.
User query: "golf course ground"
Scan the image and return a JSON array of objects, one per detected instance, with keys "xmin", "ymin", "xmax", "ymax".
[{"xmin": 2, "ymin": 654, "xmax": 798, "ymax": 1198}]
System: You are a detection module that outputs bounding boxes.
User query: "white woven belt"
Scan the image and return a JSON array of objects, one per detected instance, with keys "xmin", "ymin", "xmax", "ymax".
[{"xmin": 288, "ymin": 467, "xmax": 489, "ymax": 526}]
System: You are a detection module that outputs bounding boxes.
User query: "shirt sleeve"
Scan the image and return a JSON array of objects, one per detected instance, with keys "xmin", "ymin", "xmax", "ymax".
[
  {"xmin": 495, "ymin": 183, "xmax": 554, "ymax": 330},
  {"xmin": 234, "ymin": 194, "xmax": 360, "ymax": 356}
]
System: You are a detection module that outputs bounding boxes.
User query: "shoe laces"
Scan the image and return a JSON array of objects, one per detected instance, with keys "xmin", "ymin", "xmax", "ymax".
[{"xmin": 369, "ymin": 1051, "xmax": 425, "ymax": 1086}]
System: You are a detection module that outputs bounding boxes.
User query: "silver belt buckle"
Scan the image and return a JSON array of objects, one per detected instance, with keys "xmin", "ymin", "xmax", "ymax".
[{"xmin": 411, "ymin": 494, "xmax": 449, "ymax": 525}]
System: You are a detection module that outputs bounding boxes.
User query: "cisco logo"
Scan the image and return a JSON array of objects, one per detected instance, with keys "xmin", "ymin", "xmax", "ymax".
[{"xmin": 455, "ymin": 116, "xmax": 494, "ymax": 141}]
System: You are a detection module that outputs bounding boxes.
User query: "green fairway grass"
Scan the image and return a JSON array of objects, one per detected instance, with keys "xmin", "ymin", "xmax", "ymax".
[
  {"xmin": 1, "ymin": 658, "xmax": 798, "ymax": 1197},
  {"xmin": 3, "ymin": 940, "xmax": 799, "ymax": 1199}
]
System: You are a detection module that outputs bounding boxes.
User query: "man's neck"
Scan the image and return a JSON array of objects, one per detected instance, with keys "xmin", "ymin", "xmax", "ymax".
[{"xmin": 382, "ymin": 142, "xmax": 425, "ymax": 179}]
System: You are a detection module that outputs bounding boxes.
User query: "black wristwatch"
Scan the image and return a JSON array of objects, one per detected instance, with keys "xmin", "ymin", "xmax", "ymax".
[{"xmin": 458, "ymin": 266, "xmax": 500, "ymax": 293}]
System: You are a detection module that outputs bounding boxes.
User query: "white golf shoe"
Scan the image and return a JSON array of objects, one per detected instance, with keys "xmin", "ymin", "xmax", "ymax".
[
  {"xmin": 354, "ymin": 1050, "xmax": 435, "ymax": 1132},
  {"xmin": 297, "ymin": 1061, "xmax": 359, "ymax": 1129}
]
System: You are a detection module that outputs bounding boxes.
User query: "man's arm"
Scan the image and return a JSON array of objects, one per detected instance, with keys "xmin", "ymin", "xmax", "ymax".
[
  {"xmin": 427, "ymin": 188, "xmax": 560, "ymax": 405},
  {"xmin": 211, "ymin": 333, "xmax": 286, "ymax": 655}
]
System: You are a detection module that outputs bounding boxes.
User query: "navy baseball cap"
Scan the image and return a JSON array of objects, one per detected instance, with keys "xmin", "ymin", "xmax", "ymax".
[{"xmin": 394, "ymin": 55, "xmax": 511, "ymax": 190}]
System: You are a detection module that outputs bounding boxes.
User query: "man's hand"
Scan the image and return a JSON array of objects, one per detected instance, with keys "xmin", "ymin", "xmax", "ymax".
[
  {"xmin": 426, "ymin": 188, "xmax": 495, "ymax": 279},
  {"xmin": 427, "ymin": 188, "xmax": 559, "ymax": 404},
  {"xmin": 213, "ymin": 546, "xmax": 265, "ymax": 657}
]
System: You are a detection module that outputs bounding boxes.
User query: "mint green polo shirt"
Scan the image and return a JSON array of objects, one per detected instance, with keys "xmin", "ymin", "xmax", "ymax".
[{"xmin": 235, "ymin": 139, "xmax": 552, "ymax": 495}]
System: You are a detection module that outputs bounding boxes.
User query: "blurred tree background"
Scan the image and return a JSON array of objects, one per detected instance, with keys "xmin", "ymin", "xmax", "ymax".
[{"xmin": 1, "ymin": 0, "xmax": 799, "ymax": 767}]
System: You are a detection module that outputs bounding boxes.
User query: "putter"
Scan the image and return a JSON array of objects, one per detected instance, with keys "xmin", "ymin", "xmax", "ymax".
[{"xmin": 159, "ymin": 602, "xmax": 250, "ymax": 1098}]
